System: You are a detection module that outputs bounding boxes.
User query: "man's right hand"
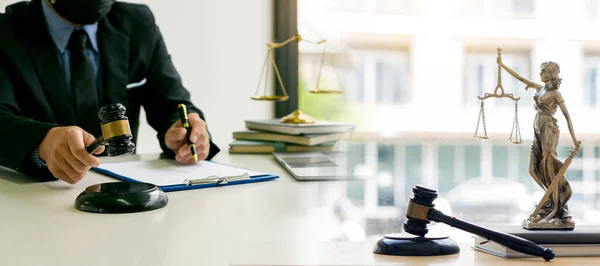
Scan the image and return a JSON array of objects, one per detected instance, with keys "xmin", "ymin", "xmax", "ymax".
[{"xmin": 38, "ymin": 126, "xmax": 105, "ymax": 184}]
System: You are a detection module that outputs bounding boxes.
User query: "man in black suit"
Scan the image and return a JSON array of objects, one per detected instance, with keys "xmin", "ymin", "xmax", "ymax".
[{"xmin": 0, "ymin": 0, "xmax": 220, "ymax": 183}]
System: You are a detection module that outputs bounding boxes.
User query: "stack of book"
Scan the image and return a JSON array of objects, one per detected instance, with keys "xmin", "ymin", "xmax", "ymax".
[
  {"xmin": 229, "ymin": 119, "xmax": 355, "ymax": 154},
  {"xmin": 472, "ymin": 224, "xmax": 600, "ymax": 258}
]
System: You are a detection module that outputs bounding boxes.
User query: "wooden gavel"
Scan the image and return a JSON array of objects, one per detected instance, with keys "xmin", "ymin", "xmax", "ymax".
[
  {"xmin": 85, "ymin": 103, "xmax": 135, "ymax": 156},
  {"xmin": 404, "ymin": 186, "xmax": 555, "ymax": 261}
]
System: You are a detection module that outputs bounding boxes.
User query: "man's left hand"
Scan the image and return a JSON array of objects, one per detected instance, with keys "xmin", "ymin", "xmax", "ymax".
[{"xmin": 164, "ymin": 113, "xmax": 210, "ymax": 164}]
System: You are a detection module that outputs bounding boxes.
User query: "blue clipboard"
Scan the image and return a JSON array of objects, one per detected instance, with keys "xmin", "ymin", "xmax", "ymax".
[{"xmin": 92, "ymin": 160, "xmax": 279, "ymax": 192}]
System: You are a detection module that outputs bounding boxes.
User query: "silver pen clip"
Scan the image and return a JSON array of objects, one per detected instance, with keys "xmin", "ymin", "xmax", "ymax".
[{"xmin": 183, "ymin": 173, "xmax": 250, "ymax": 186}]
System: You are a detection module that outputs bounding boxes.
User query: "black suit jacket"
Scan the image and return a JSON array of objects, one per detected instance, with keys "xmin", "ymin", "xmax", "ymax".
[{"xmin": 0, "ymin": 0, "xmax": 220, "ymax": 180}]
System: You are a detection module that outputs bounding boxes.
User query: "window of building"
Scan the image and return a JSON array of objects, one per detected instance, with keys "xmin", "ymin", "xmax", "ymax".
[
  {"xmin": 355, "ymin": 61, "xmax": 366, "ymax": 103},
  {"xmin": 567, "ymin": 170, "xmax": 584, "ymax": 182},
  {"xmin": 375, "ymin": 60, "xmax": 406, "ymax": 104},
  {"xmin": 511, "ymin": 0, "xmax": 534, "ymax": 17},
  {"xmin": 465, "ymin": 145, "xmax": 481, "ymax": 179},
  {"xmin": 558, "ymin": 145, "xmax": 583, "ymax": 159},
  {"xmin": 519, "ymin": 146, "xmax": 534, "ymax": 187},
  {"xmin": 438, "ymin": 145, "xmax": 455, "ymax": 193},
  {"xmin": 405, "ymin": 144, "xmax": 423, "ymax": 188},
  {"xmin": 587, "ymin": 67, "xmax": 597, "ymax": 106},
  {"xmin": 346, "ymin": 143, "xmax": 366, "ymax": 206},
  {"xmin": 377, "ymin": 144, "xmax": 395, "ymax": 206},
  {"xmin": 584, "ymin": 56, "xmax": 600, "ymax": 106},
  {"xmin": 492, "ymin": 145, "xmax": 509, "ymax": 178}
]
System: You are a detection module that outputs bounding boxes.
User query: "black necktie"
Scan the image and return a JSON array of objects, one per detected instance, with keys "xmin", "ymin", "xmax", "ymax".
[{"xmin": 67, "ymin": 30, "xmax": 99, "ymax": 135}]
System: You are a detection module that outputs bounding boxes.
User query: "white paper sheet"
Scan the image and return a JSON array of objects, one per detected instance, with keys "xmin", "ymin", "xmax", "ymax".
[{"xmin": 96, "ymin": 159, "xmax": 267, "ymax": 186}]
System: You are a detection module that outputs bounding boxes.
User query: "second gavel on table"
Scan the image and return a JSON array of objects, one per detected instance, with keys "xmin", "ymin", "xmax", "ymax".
[
  {"xmin": 404, "ymin": 186, "xmax": 555, "ymax": 261},
  {"xmin": 85, "ymin": 103, "xmax": 136, "ymax": 156}
]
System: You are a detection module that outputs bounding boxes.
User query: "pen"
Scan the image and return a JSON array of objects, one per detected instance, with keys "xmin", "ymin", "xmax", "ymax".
[
  {"xmin": 183, "ymin": 173, "xmax": 250, "ymax": 186},
  {"xmin": 177, "ymin": 104, "xmax": 198, "ymax": 162}
]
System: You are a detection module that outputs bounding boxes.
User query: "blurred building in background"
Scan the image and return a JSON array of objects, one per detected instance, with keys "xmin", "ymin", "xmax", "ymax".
[{"xmin": 298, "ymin": 0, "xmax": 600, "ymax": 235}]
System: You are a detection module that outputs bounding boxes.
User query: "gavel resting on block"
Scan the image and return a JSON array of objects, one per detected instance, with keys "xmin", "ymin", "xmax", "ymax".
[
  {"xmin": 85, "ymin": 103, "xmax": 135, "ymax": 156},
  {"xmin": 74, "ymin": 103, "xmax": 166, "ymax": 215},
  {"xmin": 374, "ymin": 185, "xmax": 555, "ymax": 261}
]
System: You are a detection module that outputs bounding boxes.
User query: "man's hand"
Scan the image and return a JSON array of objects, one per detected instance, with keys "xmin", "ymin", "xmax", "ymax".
[
  {"xmin": 38, "ymin": 126, "xmax": 105, "ymax": 184},
  {"xmin": 165, "ymin": 113, "xmax": 210, "ymax": 164}
]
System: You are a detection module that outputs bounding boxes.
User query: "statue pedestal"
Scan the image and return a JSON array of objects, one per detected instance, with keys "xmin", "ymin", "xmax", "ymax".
[{"xmin": 522, "ymin": 216, "xmax": 575, "ymax": 230}]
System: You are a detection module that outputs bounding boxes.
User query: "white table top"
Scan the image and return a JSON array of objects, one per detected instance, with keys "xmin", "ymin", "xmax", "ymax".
[{"xmin": 0, "ymin": 153, "xmax": 596, "ymax": 266}]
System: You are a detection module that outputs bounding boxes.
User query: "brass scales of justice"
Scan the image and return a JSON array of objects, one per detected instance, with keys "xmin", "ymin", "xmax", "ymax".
[
  {"xmin": 474, "ymin": 48, "xmax": 523, "ymax": 144},
  {"xmin": 251, "ymin": 34, "xmax": 345, "ymax": 124}
]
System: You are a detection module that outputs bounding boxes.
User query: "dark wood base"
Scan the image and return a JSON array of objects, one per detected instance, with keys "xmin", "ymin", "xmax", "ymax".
[{"xmin": 373, "ymin": 233, "xmax": 460, "ymax": 256}]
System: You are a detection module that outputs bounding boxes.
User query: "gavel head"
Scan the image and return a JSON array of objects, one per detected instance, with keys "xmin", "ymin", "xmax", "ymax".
[
  {"xmin": 403, "ymin": 185, "xmax": 438, "ymax": 237},
  {"xmin": 98, "ymin": 103, "xmax": 136, "ymax": 156}
]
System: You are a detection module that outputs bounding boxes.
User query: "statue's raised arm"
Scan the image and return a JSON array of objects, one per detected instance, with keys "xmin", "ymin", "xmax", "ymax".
[{"xmin": 497, "ymin": 55, "xmax": 543, "ymax": 92}]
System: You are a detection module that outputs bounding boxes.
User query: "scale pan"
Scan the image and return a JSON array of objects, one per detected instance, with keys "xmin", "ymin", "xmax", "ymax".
[
  {"xmin": 308, "ymin": 89, "xmax": 343, "ymax": 94},
  {"xmin": 251, "ymin": 95, "xmax": 289, "ymax": 101}
]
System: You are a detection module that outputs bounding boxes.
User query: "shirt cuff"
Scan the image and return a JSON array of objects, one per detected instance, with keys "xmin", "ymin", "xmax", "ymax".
[{"xmin": 30, "ymin": 148, "xmax": 47, "ymax": 169}]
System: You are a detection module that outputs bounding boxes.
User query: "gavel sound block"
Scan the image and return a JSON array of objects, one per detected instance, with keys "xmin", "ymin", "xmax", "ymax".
[{"xmin": 373, "ymin": 186, "xmax": 555, "ymax": 261}]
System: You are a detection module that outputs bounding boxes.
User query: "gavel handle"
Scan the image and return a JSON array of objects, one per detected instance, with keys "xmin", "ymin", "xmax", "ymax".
[
  {"xmin": 85, "ymin": 136, "xmax": 105, "ymax": 154},
  {"xmin": 428, "ymin": 209, "xmax": 555, "ymax": 261}
]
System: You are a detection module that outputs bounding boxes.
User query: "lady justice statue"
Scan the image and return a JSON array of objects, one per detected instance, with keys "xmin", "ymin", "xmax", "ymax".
[{"xmin": 498, "ymin": 54, "xmax": 581, "ymax": 229}]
